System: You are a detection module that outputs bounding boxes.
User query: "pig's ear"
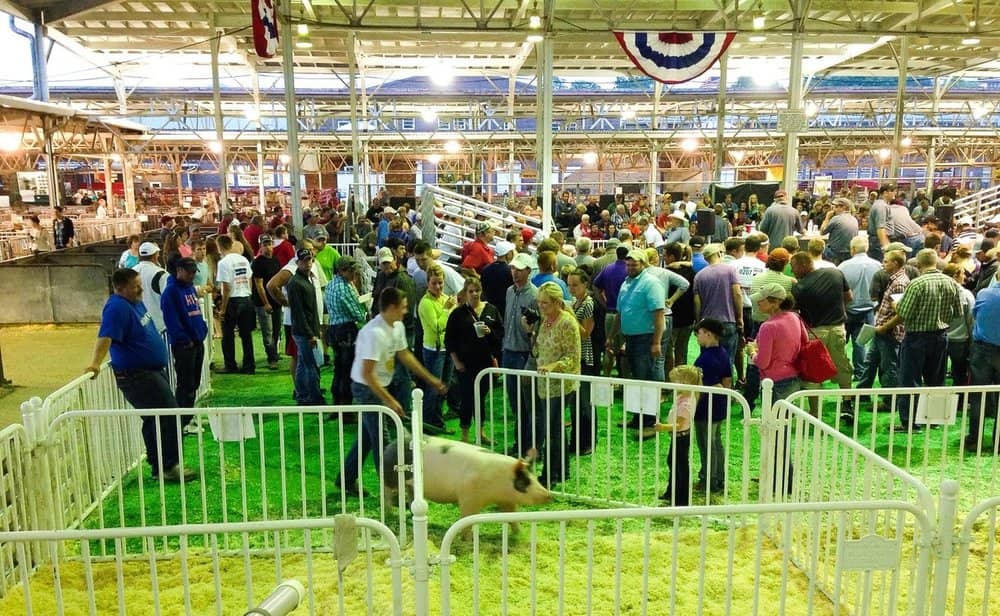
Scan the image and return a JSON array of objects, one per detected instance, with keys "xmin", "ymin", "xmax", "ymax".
[{"xmin": 524, "ymin": 447, "xmax": 538, "ymax": 466}]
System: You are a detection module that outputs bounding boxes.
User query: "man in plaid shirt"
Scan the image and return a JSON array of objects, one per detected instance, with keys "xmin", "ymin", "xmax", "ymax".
[
  {"xmin": 894, "ymin": 248, "xmax": 963, "ymax": 428},
  {"xmin": 325, "ymin": 256, "xmax": 367, "ymax": 405}
]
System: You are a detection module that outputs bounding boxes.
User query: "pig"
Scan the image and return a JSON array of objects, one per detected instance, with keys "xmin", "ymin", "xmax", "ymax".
[{"xmin": 381, "ymin": 436, "xmax": 552, "ymax": 532}]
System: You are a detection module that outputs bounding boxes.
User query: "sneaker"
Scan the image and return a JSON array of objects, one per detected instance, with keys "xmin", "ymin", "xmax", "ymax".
[
  {"xmin": 267, "ymin": 361, "xmax": 279, "ymax": 371},
  {"xmin": 183, "ymin": 422, "xmax": 204, "ymax": 436},
  {"xmin": 838, "ymin": 411, "xmax": 855, "ymax": 427}
]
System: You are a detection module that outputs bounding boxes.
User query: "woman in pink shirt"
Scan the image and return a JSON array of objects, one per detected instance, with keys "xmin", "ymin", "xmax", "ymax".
[
  {"xmin": 747, "ymin": 281, "xmax": 802, "ymax": 495},
  {"xmin": 747, "ymin": 282, "xmax": 803, "ymax": 401}
]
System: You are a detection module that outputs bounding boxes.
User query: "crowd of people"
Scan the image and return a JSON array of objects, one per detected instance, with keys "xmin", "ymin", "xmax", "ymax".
[{"xmin": 85, "ymin": 182, "xmax": 1000, "ymax": 498}]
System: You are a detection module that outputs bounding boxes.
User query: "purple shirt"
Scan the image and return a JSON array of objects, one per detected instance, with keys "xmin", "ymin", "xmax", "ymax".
[
  {"xmin": 593, "ymin": 260, "xmax": 628, "ymax": 311},
  {"xmin": 693, "ymin": 263, "xmax": 740, "ymax": 323}
]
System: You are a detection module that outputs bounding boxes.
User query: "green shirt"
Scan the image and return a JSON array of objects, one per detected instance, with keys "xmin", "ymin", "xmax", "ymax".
[
  {"xmin": 750, "ymin": 269, "xmax": 797, "ymax": 322},
  {"xmin": 313, "ymin": 245, "xmax": 340, "ymax": 282},
  {"xmin": 897, "ymin": 270, "xmax": 962, "ymax": 332}
]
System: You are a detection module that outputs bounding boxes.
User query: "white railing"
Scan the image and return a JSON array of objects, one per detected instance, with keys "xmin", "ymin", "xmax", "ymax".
[
  {"xmin": 474, "ymin": 367, "xmax": 758, "ymax": 507},
  {"xmin": 952, "ymin": 183, "xmax": 1000, "ymax": 227},
  {"xmin": 953, "ymin": 496, "xmax": 1000, "ymax": 616},
  {"xmin": 0, "ymin": 218, "xmax": 143, "ymax": 261},
  {"xmin": 420, "ymin": 185, "xmax": 542, "ymax": 263},
  {"xmin": 0, "ymin": 517, "xmax": 404, "ymax": 616}
]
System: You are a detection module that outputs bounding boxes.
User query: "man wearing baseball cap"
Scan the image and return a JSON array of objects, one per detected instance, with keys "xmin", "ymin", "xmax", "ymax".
[
  {"xmin": 134, "ymin": 241, "xmax": 168, "ymax": 332},
  {"xmin": 461, "ymin": 222, "xmax": 496, "ymax": 273},
  {"xmin": 758, "ymin": 189, "xmax": 803, "ymax": 250},
  {"xmin": 287, "ymin": 248, "xmax": 325, "ymax": 405},
  {"xmin": 160, "ymin": 257, "xmax": 208, "ymax": 412},
  {"xmin": 611, "ymin": 248, "xmax": 666, "ymax": 430},
  {"xmin": 481, "ymin": 240, "xmax": 515, "ymax": 314},
  {"xmin": 251, "ymin": 234, "xmax": 283, "ymax": 370}
]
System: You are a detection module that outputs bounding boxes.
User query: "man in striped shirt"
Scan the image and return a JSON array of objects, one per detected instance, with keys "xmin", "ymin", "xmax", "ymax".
[{"xmin": 325, "ymin": 256, "xmax": 367, "ymax": 405}]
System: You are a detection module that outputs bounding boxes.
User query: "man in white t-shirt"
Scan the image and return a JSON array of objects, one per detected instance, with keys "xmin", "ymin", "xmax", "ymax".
[
  {"xmin": 336, "ymin": 287, "xmax": 447, "ymax": 495},
  {"xmin": 215, "ymin": 235, "xmax": 256, "ymax": 373}
]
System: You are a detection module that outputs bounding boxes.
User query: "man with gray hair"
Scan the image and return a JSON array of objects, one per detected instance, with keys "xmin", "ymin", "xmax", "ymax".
[
  {"xmin": 820, "ymin": 197, "xmax": 860, "ymax": 264},
  {"xmin": 575, "ymin": 237, "xmax": 596, "ymax": 268},
  {"xmin": 838, "ymin": 236, "xmax": 881, "ymax": 380}
]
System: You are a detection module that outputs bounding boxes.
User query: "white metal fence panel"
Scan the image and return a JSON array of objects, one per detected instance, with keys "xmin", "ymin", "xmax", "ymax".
[
  {"xmin": 475, "ymin": 368, "xmax": 758, "ymax": 507},
  {"xmin": 438, "ymin": 502, "xmax": 933, "ymax": 616},
  {"xmin": 0, "ymin": 425, "xmax": 32, "ymax": 597},
  {"xmin": 952, "ymin": 496, "xmax": 1000, "ymax": 616},
  {"xmin": 0, "ymin": 516, "xmax": 404, "ymax": 616},
  {"xmin": 44, "ymin": 405, "xmax": 411, "ymax": 548}
]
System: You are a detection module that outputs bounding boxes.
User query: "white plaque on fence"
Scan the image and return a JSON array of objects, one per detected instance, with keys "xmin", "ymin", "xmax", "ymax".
[
  {"xmin": 623, "ymin": 383, "xmax": 661, "ymax": 415},
  {"xmin": 592, "ymin": 382, "xmax": 614, "ymax": 408},
  {"xmin": 916, "ymin": 392, "xmax": 959, "ymax": 426},
  {"xmin": 837, "ymin": 535, "xmax": 900, "ymax": 571}
]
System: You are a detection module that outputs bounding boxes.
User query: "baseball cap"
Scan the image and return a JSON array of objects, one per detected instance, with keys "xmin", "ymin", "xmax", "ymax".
[
  {"xmin": 669, "ymin": 210, "xmax": 687, "ymax": 222},
  {"xmin": 773, "ymin": 189, "xmax": 787, "ymax": 199},
  {"xmin": 495, "ymin": 241, "xmax": 515, "ymax": 257},
  {"xmin": 138, "ymin": 242, "xmax": 160, "ymax": 256},
  {"xmin": 607, "ymin": 237, "xmax": 621, "ymax": 249},
  {"xmin": 750, "ymin": 283, "xmax": 788, "ymax": 304},
  {"xmin": 690, "ymin": 236, "xmax": 705, "ymax": 248},
  {"xmin": 768, "ymin": 247, "xmax": 791, "ymax": 263},
  {"xmin": 383, "ymin": 206, "xmax": 397, "ymax": 215},
  {"xmin": 336, "ymin": 255, "xmax": 358, "ymax": 271},
  {"xmin": 377, "ymin": 247, "xmax": 395, "ymax": 263},
  {"xmin": 695, "ymin": 318, "xmax": 725, "ymax": 338},
  {"xmin": 511, "ymin": 253, "xmax": 534, "ymax": 270},
  {"xmin": 475, "ymin": 222, "xmax": 492, "ymax": 235},
  {"xmin": 702, "ymin": 243, "xmax": 724, "ymax": 259},
  {"xmin": 314, "ymin": 228, "xmax": 328, "ymax": 239},
  {"xmin": 175, "ymin": 257, "xmax": 198, "ymax": 272},
  {"xmin": 884, "ymin": 241, "xmax": 913, "ymax": 254},
  {"xmin": 296, "ymin": 248, "xmax": 313, "ymax": 261},
  {"xmin": 259, "ymin": 234, "xmax": 273, "ymax": 244},
  {"xmin": 626, "ymin": 248, "xmax": 647, "ymax": 263},
  {"xmin": 956, "ymin": 216, "xmax": 974, "ymax": 227}
]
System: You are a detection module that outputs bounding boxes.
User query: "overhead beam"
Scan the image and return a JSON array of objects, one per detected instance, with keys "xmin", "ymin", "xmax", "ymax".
[
  {"xmin": 41, "ymin": 0, "xmax": 119, "ymax": 23},
  {"xmin": 0, "ymin": 0, "xmax": 34, "ymax": 21}
]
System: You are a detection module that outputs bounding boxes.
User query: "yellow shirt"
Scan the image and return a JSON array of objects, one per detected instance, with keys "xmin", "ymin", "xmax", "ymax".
[{"xmin": 418, "ymin": 292, "xmax": 454, "ymax": 351}]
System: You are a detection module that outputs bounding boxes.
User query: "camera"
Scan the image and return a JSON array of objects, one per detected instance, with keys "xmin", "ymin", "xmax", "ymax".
[{"xmin": 521, "ymin": 306, "xmax": 541, "ymax": 326}]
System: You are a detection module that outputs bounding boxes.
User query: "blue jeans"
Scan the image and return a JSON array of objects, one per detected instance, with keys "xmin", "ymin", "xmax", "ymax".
[
  {"xmin": 421, "ymin": 348, "xmax": 448, "ymax": 425},
  {"xmin": 858, "ymin": 333, "xmax": 900, "ymax": 389},
  {"xmin": 503, "ymin": 349, "xmax": 533, "ymax": 455},
  {"xmin": 720, "ymin": 321, "xmax": 739, "ymax": 371},
  {"xmin": 845, "ymin": 310, "xmax": 874, "ymax": 381},
  {"xmin": 653, "ymin": 316, "xmax": 673, "ymax": 382},
  {"xmin": 292, "ymin": 334, "xmax": 324, "ymax": 405},
  {"xmin": 625, "ymin": 333, "xmax": 656, "ymax": 382},
  {"xmin": 114, "ymin": 367, "xmax": 180, "ymax": 476},
  {"xmin": 341, "ymin": 382, "xmax": 388, "ymax": 487},
  {"xmin": 533, "ymin": 394, "xmax": 568, "ymax": 487},
  {"xmin": 968, "ymin": 340, "xmax": 1000, "ymax": 442},
  {"xmin": 896, "ymin": 331, "xmax": 948, "ymax": 424}
]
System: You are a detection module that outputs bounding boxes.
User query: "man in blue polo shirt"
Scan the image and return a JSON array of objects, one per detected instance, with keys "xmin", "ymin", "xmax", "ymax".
[
  {"xmin": 967, "ymin": 276, "xmax": 1000, "ymax": 451},
  {"xmin": 86, "ymin": 268, "xmax": 195, "ymax": 482},
  {"xmin": 610, "ymin": 248, "xmax": 665, "ymax": 430},
  {"xmin": 160, "ymin": 257, "xmax": 208, "ymax": 412}
]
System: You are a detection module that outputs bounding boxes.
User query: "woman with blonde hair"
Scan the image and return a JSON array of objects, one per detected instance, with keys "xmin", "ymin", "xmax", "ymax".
[{"xmin": 530, "ymin": 281, "xmax": 581, "ymax": 487}]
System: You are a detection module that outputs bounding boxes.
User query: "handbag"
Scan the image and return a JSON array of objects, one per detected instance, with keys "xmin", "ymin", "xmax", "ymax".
[{"xmin": 795, "ymin": 316, "xmax": 838, "ymax": 384}]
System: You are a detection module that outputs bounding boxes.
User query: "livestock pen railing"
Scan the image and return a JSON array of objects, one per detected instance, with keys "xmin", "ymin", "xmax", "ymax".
[{"xmin": 0, "ymin": 217, "xmax": 143, "ymax": 262}]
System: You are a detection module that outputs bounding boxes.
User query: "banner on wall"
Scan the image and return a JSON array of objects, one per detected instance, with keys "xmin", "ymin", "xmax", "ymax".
[
  {"xmin": 251, "ymin": 0, "xmax": 280, "ymax": 58},
  {"xmin": 613, "ymin": 31, "xmax": 736, "ymax": 84}
]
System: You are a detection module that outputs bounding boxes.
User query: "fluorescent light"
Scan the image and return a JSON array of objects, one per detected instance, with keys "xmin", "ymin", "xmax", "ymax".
[
  {"xmin": 962, "ymin": 37, "xmax": 980, "ymax": 45},
  {"xmin": 582, "ymin": 151, "xmax": 598, "ymax": 165},
  {"xmin": 680, "ymin": 138, "xmax": 699, "ymax": 153},
  {"xmin": 208, "ymin": 140, "xmax": 223, "ymax": 154},
  {"xmin": 295, "ymin": 40, "xmax": 313, "ymax": 49},
  {"xmin": 749, "ymin": 35, "xmax": 767, "ymax": 43},
  {"xmin": 900, "ymin": 136, "xmax": 912, "ymax": 147},
  {"xmin": 527, "ymin": 33, "xmax": 544, "ymax": 43},
  {"xmin": 297, "ymin": 24, "xmax": 309, "ymax": 36},
  {"xmin": 428, "ymin": 61, "xmax": 454, "ymax": 86},
  {"xmin": 753, "ymin": 16, "xmax": 765, "ymax": 30},
  {"xmin": 427, "ymin": 154, "xmax": 442, "ymax": 164},
  {"xmin": 529, "ymin": 14, "xmax": 541, "ymax": 29},
  {"xmin": 878, "ymin": 148, "xmax": 891, "ymax": 160},
  {"xmin": 444, "ymin": 140, "xmax": 461, "ymax": 154}
]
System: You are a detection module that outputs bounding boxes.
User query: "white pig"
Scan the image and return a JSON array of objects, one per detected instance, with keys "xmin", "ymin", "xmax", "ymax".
[{"xmin": 381, "ymin": 436, "xmax": 552, "ymax": 530}]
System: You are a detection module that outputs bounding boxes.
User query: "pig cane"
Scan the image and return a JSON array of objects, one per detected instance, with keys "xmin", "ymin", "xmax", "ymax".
[{"xmin": 410, "ymin": 389, "xmax": 431, "ymax": 616}]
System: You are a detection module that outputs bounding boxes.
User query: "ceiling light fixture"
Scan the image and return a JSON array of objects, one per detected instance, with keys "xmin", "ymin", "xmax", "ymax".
[
  {"xmin": 971, "ymin": 103, "xmax": 989, "ymax": 119},
  {"xmin": 244, "ymin": 106, "xmax": 260, "ymax": 121},
  {"xmin": 208, "ymin": 140, "xmax": 223, "ymax": 154},
  {"xmin": 680, "ymin": 138, "xmax": 699, "ymax": 153},
  {"xmin": 428, "ymin": 60, "xmax": 454, "ymax": 86},
  {"xmin": 753, "ymin": 16, "xmax": 765, "ymax": 30},
  {"xmin": 428, "ymin": 154, "xmax": 442, "ymax": 164},
  {"xmin": 962, "ymin": 37, "xmax": 980, "ymax": 45},
  {"xmin": 421, "ymin": 108, "xmax": 438, "ymax": 123},
  {"xmin": 297, "ymin": 24, "xmax": 309, "ymax": 36},
  {"xmin": 730, "ymin": 150, "xmax": 745, "ymax": 164},
  {"xmin": 804, "ymin": 101, "xmax": 819, "ymax": 117},
  {"xmin": 749, "ymin": 35, "xmax": 767, "ymax": 43},
  {"xmin": 278, "ymin": 153, "xmax": 291, "ymax": 165},
  {"xmin": 529, "ymin": 14, "xmax": 542, "ymax": 29},
  {"xmin": 0, "ymin": 132, "xmax": 20, "ymax": 152},
  {"xmin": 444, "ymin": 140, "xmax": 461, "ymax": 154},
  {"xmin": 878, "ymin": 148, "xmax": 891, "ymax": 161},
  {"xmin": 900, "ymin": 136, "xmax": 912, "ymax": 147},
  {"xmin": 620, "ymin": 106, "xmax": 636, "ymax": 120},
  {"xmin": 582, "ymin": 151, "xmax": 598, "ymax": 165},
  {"xmin": 527, "ymin": 33, "xmax": 544, "ymax": 43}
]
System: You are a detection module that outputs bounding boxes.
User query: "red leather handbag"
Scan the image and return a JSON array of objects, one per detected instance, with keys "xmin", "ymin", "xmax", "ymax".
[{"xmin": 795, "ymin": 317, "xmax": 838, "ymax": 383}]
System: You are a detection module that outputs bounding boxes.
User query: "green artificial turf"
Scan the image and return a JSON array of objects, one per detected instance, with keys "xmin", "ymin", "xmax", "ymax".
[{"xmin": 81, "ymin": 337, "xmax": 997, "ymax": 554}]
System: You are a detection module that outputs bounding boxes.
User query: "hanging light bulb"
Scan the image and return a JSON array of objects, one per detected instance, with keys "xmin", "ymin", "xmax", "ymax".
[
  {"xmin": 753, "ymin": 16, "xmax": 765, "ymax": 29},
  {"xmin": 529, "ymin": 14, "xmax": 542, "ymax": 29}
]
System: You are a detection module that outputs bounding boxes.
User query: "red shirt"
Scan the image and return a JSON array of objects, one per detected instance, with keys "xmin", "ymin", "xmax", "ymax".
[
  {"xmin": 461, "ymin": 238, "xmax": 495, "ymax": 273},
  {"xmin": 272, "ymin": 239, "xmax": 295, "ymax": 267},
  {"xmin": 244, "ymin": 223, "xmax": 263, "ymax": 253}
]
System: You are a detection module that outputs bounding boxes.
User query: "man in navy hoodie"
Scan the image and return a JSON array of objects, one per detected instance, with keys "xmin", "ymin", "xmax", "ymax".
[{"xmin": 161, "ymin": 257, "xmax": 208, "ymax": 411}]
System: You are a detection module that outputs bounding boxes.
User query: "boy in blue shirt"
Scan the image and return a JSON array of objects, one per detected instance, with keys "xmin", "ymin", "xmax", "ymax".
[{"xmin": 693, "ymin": 318, "xmax": 732, "ymax": 495}]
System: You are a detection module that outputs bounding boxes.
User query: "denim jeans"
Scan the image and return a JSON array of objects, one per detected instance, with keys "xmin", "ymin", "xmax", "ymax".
[
  {"xmin": 171, "ymin": 342, "xmax": 204, "ymax": 409},
  {"xmin": 896, "ymin": 331, "xmax": 948, "ymax": 424},
  {"xmin": 845, "ymin": 310, "xmax": 874, "ymax": 381},
  {"xmin": 967, "ymin": 340, "xmax": 1000, "ymax": 443},
  {"xmin": 653, "ymin": 316, "xmax": 673, "ymax": 382},
  {"xmin": 328, "ymin": 323, "xmax": 358, "ymax": 405},
  {"xmin": 770, "ymin": 376, "xmax": 801, "ymax": 495},
  {"xmin": 255, "ymin": 305, "xmax": 281, "ymax": 363},
  {"xmin": 567, "ymin": 363, "xmax": 598, "ymax": 450},
  {"xmin": 222, "ymin": 297, "xmax": 256, "ymax": 371},
  {"xmin": 502, "ymin": 349, "xmax": 533, "ymax": 454},
  {"xmin": 420, "ymin": 348, "xmax": 448, "ymax": 425},
  {"xmin": 694, "ymin": 419, "xmax": 725, "ymax": 489},
  {"xmin": 114, "ymin": 367, "xmax": 181, "ymax": 476},
  {"xmin": 341, "ymin": 382, "xmax": 389, "ymax": 488},
  {"xmin": 625, "ymin": 333, "xmax": 656, "ymax": 382},
  {"xmin": 947, "ymin": 338, "xmax": 970, "ymax": 386},
  {"xmin": 857, "ymin": 333, "xmax": 900, "ymax": 389},
  {"xmin": 533, "ymin": 394, "xmax": 568, "ymax": 487},
  {"xmin": 719, "ymin": 321, "xmax": 739, "ymax": 372},
  {"xmin": 292, "ymin": 334, "xmax": 324, "ymax": 404}
]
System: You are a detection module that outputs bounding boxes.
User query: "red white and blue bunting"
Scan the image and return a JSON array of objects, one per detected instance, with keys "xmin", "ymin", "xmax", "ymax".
[
  {"xmin": 613, "ymin": 31, "xmax": 736, "ymax": 84},
  {"xmin": 251, "ymin": 0, "xmax": 280, "ymax": 59}
]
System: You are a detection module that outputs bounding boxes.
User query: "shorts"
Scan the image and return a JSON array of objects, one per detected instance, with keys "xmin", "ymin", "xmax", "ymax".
[{"xmin": 284, "ymin": 324, "xmax": 297, "ymax": 357}]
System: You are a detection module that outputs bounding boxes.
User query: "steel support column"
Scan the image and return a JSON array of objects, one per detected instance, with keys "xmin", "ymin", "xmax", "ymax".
[
  {"xmin": 508, "ymin": 74, "xmax": 516, "ymax": 202},
  {"xmin": 713, "ymin": 54, "xmax": 728, "ymax": 181},
  {"xmin": 890, "ymin": 37, "xmax": 908, "ymax": 180},
  {"xmin": 31, "ymin": 22, "xmax": 48, "ymax": 102},
  {"xmin": 280, "ymin": 4, "xmax": 303, "ymax": 235},
  {"xmin": 650, "ymin": 81, "xmax": 662, "ymax": 198},
  {"xmin": 41, "ymin": 118, "xmax": 59, "ymax": 208},
  {"xmin": 927, "ymin": 137, "xmax": 937, "ymax": 199},
  {"xmin": 256, "ymin": 141, "xmax": 266, "ymax": 214},
  {"xmin": 347, "ymin": 32, "xmax": 362, "ymax": 221},
  {"xmin": 210, "ymin": 33, "xmax": 229, "ymax": 210},
  {"xmin": 538, "ymin": 38, "xmax": 554, "ymax": 233},
  {"xmin": 782, "ymin": 31, "xmax": 805, "ymax": 198}
]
